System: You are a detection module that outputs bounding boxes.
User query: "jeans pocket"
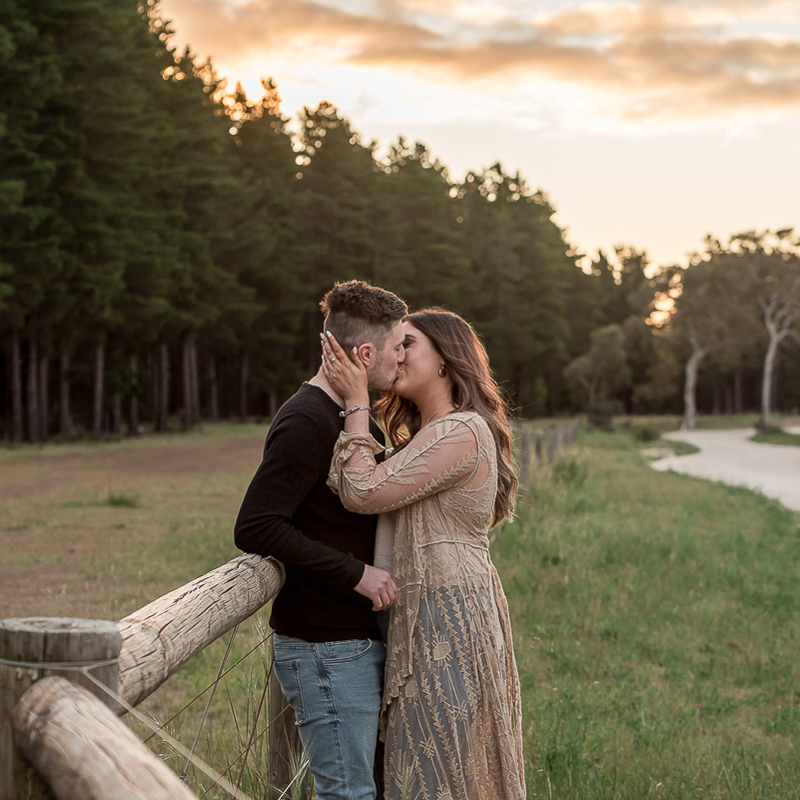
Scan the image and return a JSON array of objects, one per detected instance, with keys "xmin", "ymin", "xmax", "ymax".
[
  {"xmin": 273, "ymin": 660, "xmax": 306, "ymax": 724},
  {"xmin": 321, "ymin": 638, "xmax": 375, "ymax": 665}
]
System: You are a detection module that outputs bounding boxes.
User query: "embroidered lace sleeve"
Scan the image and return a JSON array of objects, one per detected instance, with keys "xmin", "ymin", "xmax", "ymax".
[{"xmin": 327, "ymin": 416, "xmax": 480, "ymax": 514}]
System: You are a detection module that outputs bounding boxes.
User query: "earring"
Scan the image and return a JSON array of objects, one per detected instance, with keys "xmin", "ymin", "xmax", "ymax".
[{"xmin": 438, "ymin": 364, "xmax": 447, "ymax": 378}]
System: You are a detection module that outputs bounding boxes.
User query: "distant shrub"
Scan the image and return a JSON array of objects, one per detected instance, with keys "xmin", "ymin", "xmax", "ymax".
[
  {"xmin": 633, "ymin": 423, "xmax": 661, "ymax": 442},
  {"xmin": 754, "ymin": 419, "xmax": 782, "ymax": 434},
  {"xmin": 586, "ymin": 399, "xmax": 624, "ymax": 432},
  {"xmin": 106, "ymin": 492, "xmax": 139, "ymax": 508}
]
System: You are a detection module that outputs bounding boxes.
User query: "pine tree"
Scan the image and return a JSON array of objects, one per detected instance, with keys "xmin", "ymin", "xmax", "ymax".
[
  {"xmin": 375, "ymin": 139, "xmax": 466, "ymax": 310},
  {"xmin": 216, "ymin": 79, "xmax": 308, "ymax": 413}
]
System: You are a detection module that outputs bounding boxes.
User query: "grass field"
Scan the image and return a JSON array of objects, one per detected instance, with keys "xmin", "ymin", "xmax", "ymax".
[
  {"xmin": 751, "ymin": 430, "xmax": 800, "ymax": 447},
  {"xmin": 2, "ymin": 420, "xmax": 799, "ymax": 798},
  {"xmin": 497, "ymin": 431, "xmax": 800, "ymax": 799}
]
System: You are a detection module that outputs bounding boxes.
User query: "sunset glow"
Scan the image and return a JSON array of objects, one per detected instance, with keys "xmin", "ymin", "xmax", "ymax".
[{"xmin": 160, "ymin": 0, "xmax": 800, "ymax": 267}]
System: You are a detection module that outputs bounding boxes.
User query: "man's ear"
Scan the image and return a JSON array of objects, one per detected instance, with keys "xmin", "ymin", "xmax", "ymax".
[{"xmin": 354, "ymin": 343, "xmax": 373, "ymax": 367}]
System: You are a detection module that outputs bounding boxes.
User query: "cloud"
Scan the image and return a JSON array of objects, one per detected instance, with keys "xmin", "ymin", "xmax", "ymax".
[
  {"xmin": 161, "ymin": 0, "xmax": 441, "ymax": 63},
  {"xmin": 160, "ymin": 0, "xmax": 800, "ymax": 121}
]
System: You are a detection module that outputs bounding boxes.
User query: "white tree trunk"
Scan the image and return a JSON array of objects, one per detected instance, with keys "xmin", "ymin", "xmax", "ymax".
[
  {"xmin": 682, "ymin": 346, "xmax": 707, "ymax": 430},
  {"xmin": 761, "ymin": 334, "xmax": 780, "ymax": 430}
]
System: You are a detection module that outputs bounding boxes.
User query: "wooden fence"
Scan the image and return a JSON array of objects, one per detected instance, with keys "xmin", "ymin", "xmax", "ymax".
[
  {"xmin": 0, "ymin": 418, "xmax": 582, "ymax": 799},
  {"xmin": 514, "ymin": 418, "xmax": 582, "ymax": 487},
  {"xmin": 0, "ymin": 554, "xmax": 288, "ymax": 800}
]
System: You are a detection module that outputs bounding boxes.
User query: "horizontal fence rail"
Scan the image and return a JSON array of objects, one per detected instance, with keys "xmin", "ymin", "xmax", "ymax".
[
  {"xmin": 1, "ymin": 554, "xmax": 285, "ymax": 800},
  {"xmin": 117, "ymin": 554, "xmax": 284, "ymax": 709}
]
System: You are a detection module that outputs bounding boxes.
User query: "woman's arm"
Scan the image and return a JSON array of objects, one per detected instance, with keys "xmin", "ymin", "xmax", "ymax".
[{"xmin": 327, "ymin": 417, "xmax": 480, "ymax": 514}]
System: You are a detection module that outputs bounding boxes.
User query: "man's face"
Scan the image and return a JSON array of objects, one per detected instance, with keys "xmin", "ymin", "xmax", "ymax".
[{"xmin": 366, "ymin": 321, "xmax": 406, "ymax": 392}]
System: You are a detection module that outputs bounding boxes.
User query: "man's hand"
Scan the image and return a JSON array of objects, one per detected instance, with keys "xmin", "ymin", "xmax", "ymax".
[{"xmin": 354, "ymin": 565, "xmax": 398, "ymax": 611}]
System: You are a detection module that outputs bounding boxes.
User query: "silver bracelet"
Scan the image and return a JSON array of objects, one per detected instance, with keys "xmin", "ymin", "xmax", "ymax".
[{"xmin": 339, "ymin": 405, "xmax": 370, "ymax": 418}]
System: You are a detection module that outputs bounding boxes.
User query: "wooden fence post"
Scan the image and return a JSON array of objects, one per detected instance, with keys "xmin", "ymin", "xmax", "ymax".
[
  {"xmin": 0, "ymin": 618, "xmax": 121, "ymax": 800},
  {"xmin": 268, "ymin": 669, "xmax": 310, "ymax": 800},
  {"xmin": 534, "ymin": 429, "xmax": 543, "ymax": 467},
  {"xmin": 518, "ymin": 425, "xmax": 531, "ymax": 488},
  {"xmin": 547, "ymin": 428, "xmax": 557, "ymax": 463}
]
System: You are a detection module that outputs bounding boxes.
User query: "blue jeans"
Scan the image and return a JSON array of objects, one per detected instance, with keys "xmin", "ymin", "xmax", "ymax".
[{"xmin": 272, "ymin": 634, "xmax": 386, "ymax": 800}]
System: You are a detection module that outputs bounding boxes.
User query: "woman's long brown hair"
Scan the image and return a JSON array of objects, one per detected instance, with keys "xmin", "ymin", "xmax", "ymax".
[{"xmin": 375, "ymin": 309, "xmax": 517, "ymax": 527}]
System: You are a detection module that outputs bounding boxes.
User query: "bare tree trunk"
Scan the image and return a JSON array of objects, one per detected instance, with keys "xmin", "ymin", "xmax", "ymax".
[
  {"xmin": 149, "ymin": 348, "xmax": 158, "ymax": 425},
  {"xmin": 733, "ymin": 366, "xmax": 743, "ymax": 415},
  {"xmin": 760, "ymin": 294, "xmax": 799, "ymax": 430},
  {"xmin": 128, "ymin": 355, "xmax": 140, "ymax": 436},
  {"xmin": 269, "ymin": 389, "xmax": 278, "ymax": 419},
  {"xmin": 712, "ymin": 381, "xmax": 721, "ymax": 416},
  {"xmin": 11, "ymin": 331, "xmax": 23, "ymax": 443},
  {"xmin": 112, "ymin": 392, "xmax": 122, "ymax": 435},
  {"xmin": 239, "ymin": 353, "xmax": 249, "ymax": 421},
  {"xmin": 59, "ymin": 349, "xmax": 71, "ymax": 439},
  {"xmin": 181, "ymin": 334, "xmax": 192, "ymax": 429},
  {"xmin": 92, "ymin": 342, "xmax": 105, "ymax": 438},
  {"xmin": 38, "ymin": 355, "xmax": 49, "ymax": 441},
  {"xmin": 682, "ymin": 346, "xmax": 707, "ymax": 430},
  {"xmin": 762, "ymin": 336, "xmax": 778, "ymax": 430},
  {"xmin": 208, "ymin": 357, "xmax": 219, "ymax": 422},
  {"xmin": 190, "ymin": 340, "xmax": 200, "ymax": 424},
  {"xmin": 158, "ymin": 343, "xmax": 169, "ymax": 432},
  {"xmin": 26, "ymin": 336, "xmax": 40, "ymax": 443}
]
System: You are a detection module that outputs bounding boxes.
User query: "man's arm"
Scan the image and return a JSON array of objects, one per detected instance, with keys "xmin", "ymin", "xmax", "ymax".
[{"xmin": 234, "ymin": 410, "xmax": 395, "ymax": 607}]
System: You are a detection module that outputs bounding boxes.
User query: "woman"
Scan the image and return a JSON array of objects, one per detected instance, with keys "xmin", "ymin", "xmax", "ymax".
[{"xmin": 321, "ymin": 308, "xmax": 526, "ymax": 800}]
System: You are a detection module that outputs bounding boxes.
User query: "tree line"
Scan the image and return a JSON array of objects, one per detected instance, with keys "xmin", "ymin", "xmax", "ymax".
[{"xmin": 1, "ymin": 0, "xmax": 798, "ymax": 443}]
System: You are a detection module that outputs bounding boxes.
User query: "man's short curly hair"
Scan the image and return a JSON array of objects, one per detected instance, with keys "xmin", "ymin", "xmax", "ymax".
[{"xmin": 320, "ymin": 281, "xmax": 407, "ymax": 352}]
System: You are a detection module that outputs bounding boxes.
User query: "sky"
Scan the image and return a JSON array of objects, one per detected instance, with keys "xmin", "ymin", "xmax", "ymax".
[{"xmin": 158, "ymin": 0, "xmax": 800, "ymax": 270}]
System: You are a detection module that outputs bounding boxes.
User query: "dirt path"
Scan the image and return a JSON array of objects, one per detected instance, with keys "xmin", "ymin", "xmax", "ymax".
[{"xmin": 650, "ymin": 426, "xmax": 800, "ymax": 512}]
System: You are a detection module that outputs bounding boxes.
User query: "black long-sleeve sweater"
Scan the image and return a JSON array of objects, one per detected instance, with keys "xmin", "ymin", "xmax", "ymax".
[{"xmin": 234, "ymin": 382, "xmax": 382, "ymax": 641}]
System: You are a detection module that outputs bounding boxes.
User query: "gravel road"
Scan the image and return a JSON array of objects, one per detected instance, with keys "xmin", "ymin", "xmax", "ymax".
[{"xmin": 649, "ymin": 426, "xmax": 800, "ymax": 512}]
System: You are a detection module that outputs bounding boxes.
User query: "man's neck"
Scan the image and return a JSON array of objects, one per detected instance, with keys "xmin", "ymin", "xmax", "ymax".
[{"xmin": 307, "ymin": 369, "xmax": 346, "ymax": 408}]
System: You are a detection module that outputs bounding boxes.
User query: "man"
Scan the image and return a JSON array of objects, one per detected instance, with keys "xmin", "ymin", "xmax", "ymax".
[{"xmin": 234, "ymin": 280, "xmax": 407, "ymax": 800}]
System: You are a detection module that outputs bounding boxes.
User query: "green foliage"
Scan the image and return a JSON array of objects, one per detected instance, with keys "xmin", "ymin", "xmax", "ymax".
[
  {"xmin": 106, "ymin": 491, "xmax": 139, "ymax": 508},
  {"xmin": 586, "ymin": 398, "xmax": 624, "ymax": 431},
  {"xmin": 632, "ymin": 423, "xmax": 660, "ymax": 442},
  {"xmin": 751, "ymin": 429, "xmax": 800, "ymax": 447}
]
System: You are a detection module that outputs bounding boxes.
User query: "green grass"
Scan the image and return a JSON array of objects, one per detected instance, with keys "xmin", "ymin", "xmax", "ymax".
[
  {"xmin": 613, "ymin": 413, "xmax": 800, "ymax": 435},
  {"xmin": 4, "ymin": 423, "xmax": 800, "ymax": 798},
  {"xmin": 495, "ymin": 431, "xmax": 800, "ymax": 799},
  {"xmin": 751, "ymin": 430, "xmax": 800, "ymax": 448}
]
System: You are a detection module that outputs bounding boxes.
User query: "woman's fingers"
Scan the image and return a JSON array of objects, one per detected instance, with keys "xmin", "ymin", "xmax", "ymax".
[{"xmin": 322, "ymin": 330, "xmax": 349, "ymax": 362}]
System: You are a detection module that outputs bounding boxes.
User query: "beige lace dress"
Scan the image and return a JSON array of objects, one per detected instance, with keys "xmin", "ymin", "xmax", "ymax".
[{"xmin": 327, "ymin": 411, "xmax": 526, "ymax": 800}]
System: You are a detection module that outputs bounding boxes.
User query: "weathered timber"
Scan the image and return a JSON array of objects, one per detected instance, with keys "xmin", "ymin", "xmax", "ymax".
[
  {"xmin": 0, "ymin": 618, "xmax": 121, "ymax": 800},
  {"xmin": 13, "ymin": 676, "xmax": 197, "ymax": 800},
  {"xmin": 117, "ymin": 554, "xmax": 284, "ymax": 708},
  {"xmin": 518, "ymin": 425, "xmax": 531, "ymax": 487},
  {"xmin": 268, "ymin": 670, "xmax": 311, "ymax": 800}
]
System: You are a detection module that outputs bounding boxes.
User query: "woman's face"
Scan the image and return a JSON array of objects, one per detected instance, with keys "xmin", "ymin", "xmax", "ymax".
[{"xmin": 392, "ymin": 322, "xmax": 442, "ymax": 401}]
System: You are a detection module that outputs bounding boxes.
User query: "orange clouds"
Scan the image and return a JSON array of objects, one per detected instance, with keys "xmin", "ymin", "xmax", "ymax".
[{"xmin": 160, "ymin": 0, "xmax": 800, "ymax": 120}]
